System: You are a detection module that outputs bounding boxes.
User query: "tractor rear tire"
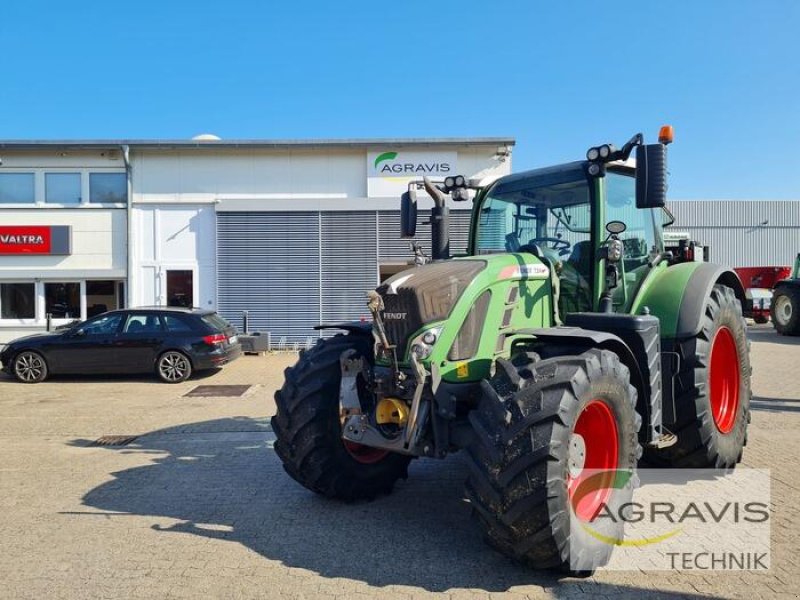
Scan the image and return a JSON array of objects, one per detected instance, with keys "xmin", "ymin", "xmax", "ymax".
[
  {"xmin": 645, "ymin": 283, "xmax": 751, "ymax": 468},
  {"xmin": 271, "ymin": 334, "xmax": 411, "ymax": 501},
  {"xmin": 771, "ymin": 286, "xmax": 800, "ymax": 335},
  {"xmin": 465, "ymin": 349, "xmax": 641, "ymax": 571}
]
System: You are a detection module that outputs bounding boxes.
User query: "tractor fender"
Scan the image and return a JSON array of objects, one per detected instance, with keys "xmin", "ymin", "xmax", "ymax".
[
  {"xmin": 636, "ymin": 263, "xmax": 746, "ymax": 339},
  {"xmin": 314, "ymin": 322, "xmax": 373, "ymax": 337},
  {"xmin": 515, "ymin": 326, "xmax": 643, "ymax": 398},
  {"xmin": 774, "ymin": 278, "xmax": 800, "ymax": 292}
]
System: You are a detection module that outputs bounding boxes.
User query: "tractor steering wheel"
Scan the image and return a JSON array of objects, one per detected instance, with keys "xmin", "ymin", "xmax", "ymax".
[{"xmin": 528, "ymin": 237, "xmax": 571, "ymax": 256}]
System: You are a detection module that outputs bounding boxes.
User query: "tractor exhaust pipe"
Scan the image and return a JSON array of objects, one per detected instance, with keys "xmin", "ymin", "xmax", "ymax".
[{"xmin": 423, "ymin": 177, "xmax": 450, "ymax": 260}]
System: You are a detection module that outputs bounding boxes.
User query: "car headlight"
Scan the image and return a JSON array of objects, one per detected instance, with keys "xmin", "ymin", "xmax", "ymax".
[{"xmin": 409, "ymin": 327, "xmax": 441, "ymax": 360}]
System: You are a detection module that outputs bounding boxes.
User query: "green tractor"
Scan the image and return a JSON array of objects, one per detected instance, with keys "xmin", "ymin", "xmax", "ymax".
[
  {"xmin": 771, "ymin": 253, "xmax": 800, "ymax": 335},
  {"xmin": 271, "ymin": 127, "xmax": 751, "ymax": 571}
]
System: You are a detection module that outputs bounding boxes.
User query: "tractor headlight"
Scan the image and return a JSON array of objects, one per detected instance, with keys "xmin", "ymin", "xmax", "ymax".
[
  {"xmin": 586, "ymin": 147, "xmax": 600, "ymax": 161},
  {"xmin": 409, "ymin": 327, "xmax": 441, "ymax": 360}
]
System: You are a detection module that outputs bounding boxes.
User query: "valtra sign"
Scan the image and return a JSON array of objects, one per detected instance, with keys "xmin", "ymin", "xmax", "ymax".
[{"xmin": 0, "ymin": 226, "xmax": 72, "ymax": 255}]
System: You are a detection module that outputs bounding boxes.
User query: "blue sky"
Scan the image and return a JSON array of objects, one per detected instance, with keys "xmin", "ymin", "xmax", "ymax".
[{"xmin": 1, "ymin": 1, "xmax": 798, "ymax": 199}]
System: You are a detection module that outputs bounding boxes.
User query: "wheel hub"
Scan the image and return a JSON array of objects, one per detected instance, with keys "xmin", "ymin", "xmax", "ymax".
[
  {"xmin": 567, "ymin": 399, "xmax": 620, "ymax": 522},
  {"xmin": 775, "ymin": 295, "xmax": 792, "ymax": 325},
  {"xmin": 568, "ymin": 433, "xmax": 587, "ymax": 477},
  {"xmin": 709, "ymin": 326, "xmax": 741, "ymax": 434}
]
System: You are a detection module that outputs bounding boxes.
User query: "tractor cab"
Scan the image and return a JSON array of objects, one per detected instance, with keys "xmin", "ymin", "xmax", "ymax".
[{"xmin": 471, "ymin": 160, "xmax": 668, "ymax": 319}]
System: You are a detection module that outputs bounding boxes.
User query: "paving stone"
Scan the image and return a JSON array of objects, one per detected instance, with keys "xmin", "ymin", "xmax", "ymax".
[{"xmin": 0, "ymin": 333, "xmax": 797, "ymax": 599}]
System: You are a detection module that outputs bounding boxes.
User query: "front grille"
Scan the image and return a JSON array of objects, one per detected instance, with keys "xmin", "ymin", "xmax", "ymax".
[
  {"xmin": 378, "ymin": 260, "xmax": 485, "ymax": 359},
  {"xmin": 381, "ymin": 289, "xmax": 425, "ymax": 359}
]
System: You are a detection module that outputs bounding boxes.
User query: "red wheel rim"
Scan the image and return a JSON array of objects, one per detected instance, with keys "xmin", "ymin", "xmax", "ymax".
[
  {"xmin": 709, "ymin": 326, "xmax": 740, "ymax": 434},
  {"xmin": 567, "ymin": 400, "xmax": 620, "ymax": 521},
  {"xmin": 343, "ymin": 440, "xmax": 389, "ymax": 464}
]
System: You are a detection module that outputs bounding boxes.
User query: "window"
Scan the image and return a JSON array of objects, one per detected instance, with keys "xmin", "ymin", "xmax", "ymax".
[
  {"xmin": 163, "ymin": 314, "xmax": 194, "ymax": 333},
  {"xmin": 45, "ymin": 173, "xmax": 81, "ymax": 204},
  {"xmin": 86, "ymin": 280, "xmax": 120, "ymax": 317},
  {"xmin": 0, "ymin": 173, "xmax": 35, "ymax": 204},
  {"xmin": 89, "ymin": 173, "xmax": 127, "ymax": 203},
  {"xmin": 123, "ymin": 313, "xmax": 164, "ymax": 334},
  {"xmin": 605, "ymin": 172, "xmax": 664, "ymax": 310},
  {"xmin": 45, "ymin": 282, "xmax": 81, "ymax": 318},
  {"xmin": 78, "ymin": 313, "xmax": 123, "ymax": 336},
  {"xmin": 0, "ymin": 283, "xmax": 35, "ymax": 319},
  {"xmin": 201, "ymin": 313, "xmax": 230, "ymax": 331},
  {"xmin": 477, "ymin": 173, "xmax": 593, "ymax": 314}
]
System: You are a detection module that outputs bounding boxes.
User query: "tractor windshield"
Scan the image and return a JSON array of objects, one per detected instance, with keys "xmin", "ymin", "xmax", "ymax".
[{"xmin": 475, "ymin": 168, "xmax": 593, "ymax": 312}]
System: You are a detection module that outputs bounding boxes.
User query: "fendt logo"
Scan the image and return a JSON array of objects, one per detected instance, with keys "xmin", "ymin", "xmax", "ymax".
[
  {"xmin": 383, "ymin": 312, "xmax": 407, "ymax": 320},
  {"xmin": 373, "ymin": 151, "xmax": 452, "ymax": 175}
]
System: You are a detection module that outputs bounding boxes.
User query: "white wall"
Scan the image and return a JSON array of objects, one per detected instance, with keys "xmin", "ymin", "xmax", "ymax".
[
  {"xmin": 133, "ymin": 148, "xmax": 368, "ymax": 202},
  {"xmin": 131, "ymin": 205, "xmax": 216, "ymax": 309},
  {"xmin": 132, "ymin": 145, "xmax": 511, "ymax": 209}
]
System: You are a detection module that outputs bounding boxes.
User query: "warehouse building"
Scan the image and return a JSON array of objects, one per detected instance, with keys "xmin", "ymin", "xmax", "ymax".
[
  {"xmin": 0, "ymin": 138, "xmax": 512, "ymax": 343},
  {"xmin": 1, "ymin": 138, "xmax": 799, "ymax": 345},
  {"xmin": 667, "ymin": 200, "xmax": 800, "ymax": 268}
]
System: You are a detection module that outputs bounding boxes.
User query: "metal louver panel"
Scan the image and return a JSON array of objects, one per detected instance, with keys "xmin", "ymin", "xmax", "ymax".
[
  {"xmin": 378, "ymin": 209, "xmax": 472, "ymax": 261},
  {"xmin": 666, "ymin": 200, "xmax": 800, "ymax": 267},
  {"xmin": 321, "ymin": 212, "xmax": 378, "ymax": 325},
  {"xmin": 217, "ymin": 212, "xmax": 321, "ymax": 342}
]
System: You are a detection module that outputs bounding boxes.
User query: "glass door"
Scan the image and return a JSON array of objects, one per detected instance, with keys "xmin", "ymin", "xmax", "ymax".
[{"xmin": 166, "ymin": 270, "xmax": 194, "ymax": 308}]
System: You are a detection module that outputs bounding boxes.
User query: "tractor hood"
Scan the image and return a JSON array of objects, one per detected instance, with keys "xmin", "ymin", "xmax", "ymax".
[
  {"xmin": 376, "ymin": 255, "xmax": 552, "ymax": 363},
  {"xmin": 377, "ymin": 260, "xmax": 487, "ymax": 359}
]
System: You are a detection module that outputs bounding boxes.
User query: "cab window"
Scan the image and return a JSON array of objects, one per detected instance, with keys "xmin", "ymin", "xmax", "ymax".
[{"xmin": 605, "ymin": 171, "xmax": 663, "ymax": 309}]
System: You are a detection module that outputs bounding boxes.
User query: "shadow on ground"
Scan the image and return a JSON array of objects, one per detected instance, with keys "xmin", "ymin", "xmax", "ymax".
[
  {"xmin": 72, "ymin": 417, "xmax": 720, "ymax": 597},
  {"xmin": 751, "ymin": 395, "xmax": 800, "ymax": 413}
]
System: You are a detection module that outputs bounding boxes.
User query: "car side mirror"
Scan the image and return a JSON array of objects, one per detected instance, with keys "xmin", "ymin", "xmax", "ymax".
[
  {"xmin": 635, "ymin": 143, "xmax": 667, "ymax": 209},
  {"xmin": 400, "ymin": 188, "xmax": 418, "ymax": 238},
  {"xmin": 73, "ymin": 329, "xmax": 86, "ymax": 338}
]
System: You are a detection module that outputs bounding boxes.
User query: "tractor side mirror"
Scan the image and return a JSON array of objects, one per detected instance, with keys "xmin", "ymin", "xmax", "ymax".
[
  {"xmin": 400, "ymin": 188, "xmax": 418, "ymax": 238},
  {"xmin": 635, "ymin": 143, "xmax": 667, "ymax": 209}
]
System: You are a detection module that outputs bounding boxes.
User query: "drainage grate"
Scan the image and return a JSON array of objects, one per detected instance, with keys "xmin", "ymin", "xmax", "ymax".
[
  {"xmin": 184, "ymin": 385, "xmax": 252, "ymax": 398},
  {"xmin": 91, "ymin": 435, "xmax": 138, "ymax": 447}
]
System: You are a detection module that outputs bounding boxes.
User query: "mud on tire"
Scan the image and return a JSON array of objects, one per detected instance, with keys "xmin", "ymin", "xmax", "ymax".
[
  {"xmin": 271, "ymin": 334, "xmax": 412, "ymax": 501},
  {"xmin": 645, "ymin": 283, "xmax": 751, "ymax": 468},
  {"xmin": 465, "ymin": 349, "xmax": 641, "ymax": 571}
]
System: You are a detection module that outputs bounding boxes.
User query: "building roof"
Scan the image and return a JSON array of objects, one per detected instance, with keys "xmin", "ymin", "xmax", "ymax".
[{"xmin": 0, "ymin": 137, "xmax": 515, "ymax": 151}]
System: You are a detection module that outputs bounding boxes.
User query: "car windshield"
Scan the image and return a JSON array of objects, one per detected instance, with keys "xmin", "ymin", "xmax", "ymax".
[{"xmin": 475, "ymin": 172, "xmax": 591, "ymax": 260}]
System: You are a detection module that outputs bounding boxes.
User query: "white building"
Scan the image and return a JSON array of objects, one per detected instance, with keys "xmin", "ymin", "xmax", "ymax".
[{"xmin": 0, "ymin": 138, "xmax": 514, "ymax": 343}]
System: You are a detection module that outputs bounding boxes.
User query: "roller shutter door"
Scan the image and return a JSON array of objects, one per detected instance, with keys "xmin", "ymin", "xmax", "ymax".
[
  {"xmin": 321, "ymin": 211, "xmax": 378, "ymax": 324},
  {"xmin": 217, "ymin": 209, "xmax": 474, "ymax": 342},
  {"xmin": 378, "ymin": 209, "xmax": 472, "ymax": 261},
  {"xmin": 217, "ymin": 212, "xmax": 321, "ymax": 342}
]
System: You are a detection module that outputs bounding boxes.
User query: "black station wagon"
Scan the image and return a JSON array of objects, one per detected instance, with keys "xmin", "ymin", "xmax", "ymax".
[{"xmin": 1, "ymin": 307, "xmax": 241, "ymax": 384}]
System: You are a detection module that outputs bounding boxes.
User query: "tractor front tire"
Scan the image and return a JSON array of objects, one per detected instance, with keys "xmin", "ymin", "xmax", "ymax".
[
  {"xmin": 646, "ymin": 283, "xmax": 751, "ymax": 468},
  {"xmin": 271, "ymin": 334, "xmax": 411, "ymax": 501},
  {"xmin": 465, "ymin": 349, "xmax": 641, "ymax": 571},
  {"xmin": 771, "ymin": 286, "xmax": 800, "ymax": 335}
]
